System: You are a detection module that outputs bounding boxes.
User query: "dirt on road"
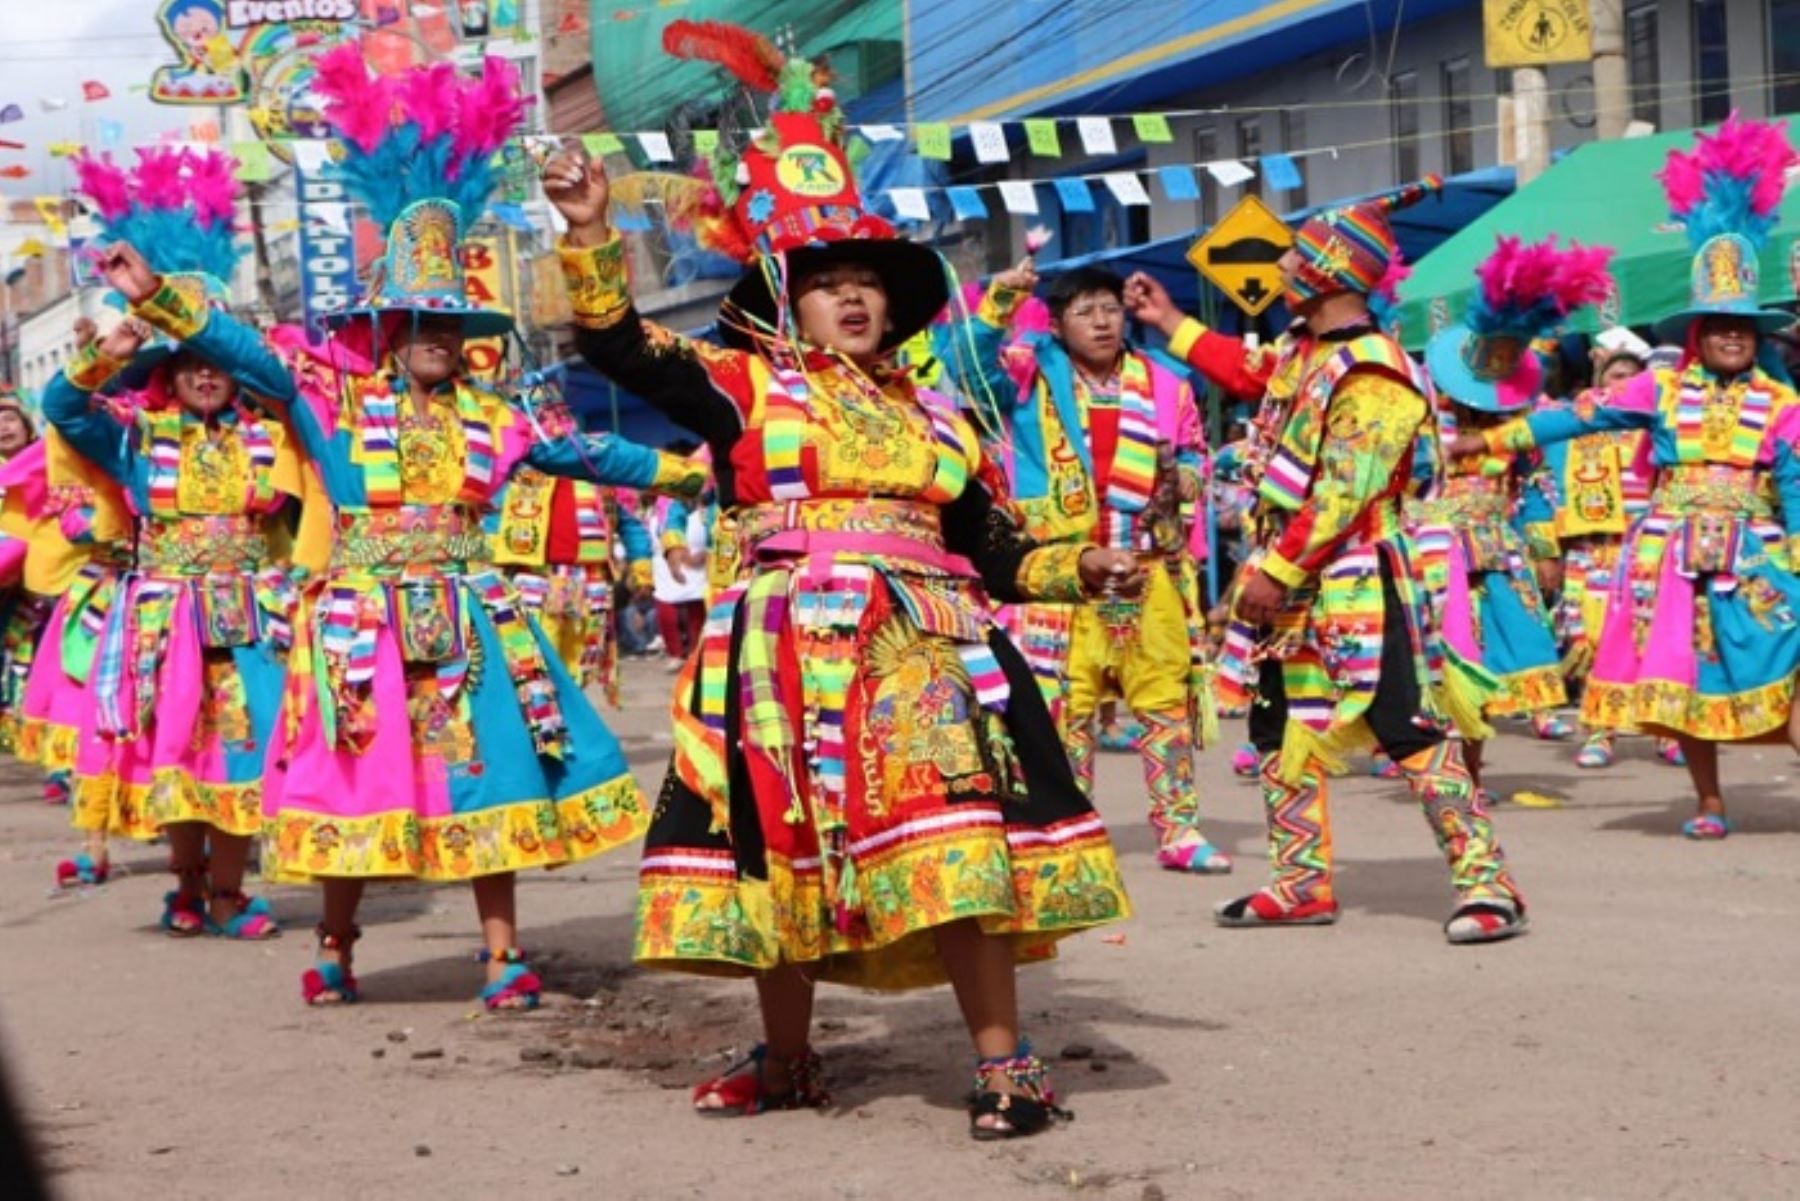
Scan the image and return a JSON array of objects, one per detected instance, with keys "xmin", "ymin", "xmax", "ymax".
[{"xmin": 3, "ymin": 664, "xmax": 1799, "ymax": 1200}]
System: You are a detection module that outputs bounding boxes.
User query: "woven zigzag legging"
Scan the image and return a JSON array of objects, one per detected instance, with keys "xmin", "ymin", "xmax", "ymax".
[
  {"xmin": 1258, "ymin": 741, "xmax": 1520, "ymax": 906},
  {"xmin": 1067, "ymin": 709, "xmax": 1201, "ymax": 849}
]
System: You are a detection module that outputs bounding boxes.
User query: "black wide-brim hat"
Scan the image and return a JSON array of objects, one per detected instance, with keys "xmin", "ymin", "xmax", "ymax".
[{"xmin": 720, "ymin": 238, "xmax": 950, "ymax": 354}]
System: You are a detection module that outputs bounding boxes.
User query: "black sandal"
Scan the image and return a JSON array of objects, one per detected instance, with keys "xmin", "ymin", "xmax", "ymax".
[{"xmin": 969, "ymin": 1043, "xmax": 1069, "ymax": 1141}]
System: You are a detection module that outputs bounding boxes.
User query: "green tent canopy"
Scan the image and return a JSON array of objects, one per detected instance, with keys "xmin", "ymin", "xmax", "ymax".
[{"xmin": 1393, "ymin": 123, "xmax": 1800, "ymax": 350}]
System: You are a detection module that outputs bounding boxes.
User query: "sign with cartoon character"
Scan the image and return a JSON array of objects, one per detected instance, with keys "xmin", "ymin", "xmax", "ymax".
[
  {"xmin": 149, "ymin": 0, "xmax": 362, "ymax": 107},
  {"xmin": 150, "ymin": 0, "xmax": 251, "ymax": 104}
]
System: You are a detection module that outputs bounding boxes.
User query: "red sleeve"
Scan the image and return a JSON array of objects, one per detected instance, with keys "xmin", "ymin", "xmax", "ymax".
[{"xmin": 1167, "ymin": 317, "xmax": 1273, "ymax": 401}]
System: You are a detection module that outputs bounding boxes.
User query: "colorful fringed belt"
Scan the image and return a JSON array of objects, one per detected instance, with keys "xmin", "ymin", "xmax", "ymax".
[
  {"xmin": 1652, "ymin": 464, "xmax": 1773, "ymax": 520},
  {"xmin": 330, "ymin": 504, "xmax": 490, "ymax": 573},
  {"xmin": 136, "ymin": 514, "xmax": 269, "ymax": 575}
]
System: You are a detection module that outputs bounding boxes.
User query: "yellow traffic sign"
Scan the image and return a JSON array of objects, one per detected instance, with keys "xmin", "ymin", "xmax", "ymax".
[
  {"xmin": 1483, "ymin": 0, "xmax": 1592, "ymax": 68},
  {"xmin": 1186, "ymin": 194, "xmax": 1293, "ymax": 317}
]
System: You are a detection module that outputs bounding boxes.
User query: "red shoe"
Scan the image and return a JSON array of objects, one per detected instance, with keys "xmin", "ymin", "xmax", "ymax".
[
  {"xmin": 692, "ymin": 1045, "xmax": 828, "ymax": 1117},
  {"xmin": 1213, "ymin": 890, "xmax": 1340, "ymax": 927}
]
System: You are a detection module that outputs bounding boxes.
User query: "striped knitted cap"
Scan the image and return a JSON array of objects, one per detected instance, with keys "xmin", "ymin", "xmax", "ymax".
[{"xmin": 1285, "ymin": 176, "xmax": 1441, "ymax": 305}]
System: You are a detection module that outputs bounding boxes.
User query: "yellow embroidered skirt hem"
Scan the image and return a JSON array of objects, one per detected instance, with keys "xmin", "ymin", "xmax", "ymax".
[
  {"xmin": 1484, "ymin": 664, "xmax": 1569, "ymax": 717},
  {"xmin": 633, "ymin": 812, "xmax": 1130, "ymax": 992},
  {"xmin": 15, "ymin": 717, "xmax": 78, "ymax": 772},
  {"xmin": 1583, "ymin": 677, "xmax": 1793, "ymax": 743},
  {"xmin": 264, "ymin": 772, "xmax": 648, "ymax": 883},
  {"xmin": 73, "ymin": 768, "xmax": 263, "ymax": 840}
]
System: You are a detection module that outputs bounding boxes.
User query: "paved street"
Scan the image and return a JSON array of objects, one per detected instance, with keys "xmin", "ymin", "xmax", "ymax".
[{"xmin": 4, "ymin": 662, "xmax": 1799, "ymax": 1200}]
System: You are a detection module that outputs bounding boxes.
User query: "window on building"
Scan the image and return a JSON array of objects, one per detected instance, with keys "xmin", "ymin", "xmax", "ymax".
[
  {"xmin": 1237, "ymin": 117, "xmax": 1263, "ymax": 199},
  {"xmin": 1771, "ymin": 0, "xmax": 1800, "ymax": 114},
  {"xmin": 1625, "ymin": 5, "xmax": 1660, "ymax": 124},
  {"xmin": 1441, "ymin": 56, "xmax": 1473, "ymax": 175},
  {"xmin": 1279, "ymin": 108, "xmax": 1309, "ymax": 207},
  {"xmin": 1390, "ymin": 71, "xmax": 1420, "ymax": 182},
  {"xmin": 1193, "ymin": 125, "xmax": 1219, "ymax": 226},
  {"xmin": 1693, "ymin": 0, "xmax": 1730, "ymax": 124}
]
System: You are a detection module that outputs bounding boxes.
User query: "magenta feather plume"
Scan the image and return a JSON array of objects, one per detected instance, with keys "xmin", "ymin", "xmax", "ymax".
[
  {"xmin": 183, "ymin": 149, "xmax": 242, "ymax": 231},
  {"xmin": 451, "ymin": 55, "xmax": 527, "ymax": 171},
  {"xmin": 71, "ymin": 151, "xmax": 131, "ymax": 222},
  {"xmin": 1550, "ymin": 241, "xmax": 1615, "ymax": 311},
  {"xmin": 398, "ymin": 61, "xmax": 460, "ymax": 146},
  {"xmin": 312, "ymin": 43, "xmax": 397, "ymax": 155},
  {"xmin": 1657, "ymin": 111, "xmax": 1797, "ymax": 250},
  {"xmin": 131, "ymin": 147, "xmax": 189, "ymax": 212},
  {"xmin": 1469, "ymin": 234, "xmax": 1614, "ymax": 336}
]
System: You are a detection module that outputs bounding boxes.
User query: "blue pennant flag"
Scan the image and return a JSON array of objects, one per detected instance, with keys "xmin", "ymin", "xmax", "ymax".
[
  {"xmin": 1053, "ymin": 177, "xmax": 1094, "ymax": 213},
  {"xmin": 1261, "ymin": 154, "xmax": 1304, "ymax": 192},
  {"xmin": 946, "ymin": 186, "xmax": 989, "ymax": 221},
  {"xmin": 1157, "ymin": 165, "xmax": 1199, "ymax": 201}
]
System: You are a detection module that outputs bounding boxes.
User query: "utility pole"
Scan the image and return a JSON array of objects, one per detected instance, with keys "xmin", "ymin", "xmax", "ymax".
[
  {"xmin": 1590, "ymin": 0, "xmax": 1629, "ymax": 138},
  {"xmin": 1514, "ymin": 67, "xmax": 1551, "ymax": 184}
]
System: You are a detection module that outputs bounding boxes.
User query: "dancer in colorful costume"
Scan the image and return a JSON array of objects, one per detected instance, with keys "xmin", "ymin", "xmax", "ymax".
[
  {"xmin": 489, "ymin": 456, "xmax": 648, "ymax": 702},
  {"xmin": 965, "ymin": 259, "xmax": 1226, "ymax": 874},
  {"xmin": 44, "ymin": 147, "xmax": 298, "ymax": 940},
  {"xmin": 0, "ymin": 391, "xmax": 44, "ymax": 754},
  {"xmin": 1413, "ymin": 235, "xmax": 1615, "ymax": 791},
  {"xmin": 1449, "ymin": 115, "xmax": 1800, "ymax": 839},
  {"xmin": 545, "ymin": 22, "xmax": 1133, "ymax": 1137},
  {"xmin": 3, "ymin": 339, "xmax": 137, "ymax": 887},
  {"xmin": 157, "ymin": 48, "xmax": 697, "ymax": 1006},
  {"xmin": 1528, "ymin": 341, "xmax": 1678, "ymax": 768},
  {"xmin": 1124, "ymin": 185, "xmax": 1528, "ymax": 944}
]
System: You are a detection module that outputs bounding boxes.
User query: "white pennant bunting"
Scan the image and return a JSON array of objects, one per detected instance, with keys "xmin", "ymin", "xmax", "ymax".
[
  {"xmin": 969, "ymin": 122, "xmax": 1010, "ymax": 164},
  {"xmin": 1076, "ymin": 117, "xmax": 1116, "ymax": 156},
  {"xmin": 1206, "ymin": 159, "xmax": 1256, "ymax": 187},
  {"xmin": 889, "ymin": 187, "xmax": 932, "ymax": 222},
  {"xmin": 996, "ymin": 179, "xmax": 1039, "ymax": 215},
  {"xmin": 1102, "ymin": 172, "xmax": 1151, "ymax": 207}
]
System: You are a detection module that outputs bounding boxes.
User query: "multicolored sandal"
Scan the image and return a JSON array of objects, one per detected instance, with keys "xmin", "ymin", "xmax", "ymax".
[
  {"xmin": 1368, "ymin": 752, "xmax": 1402, "ymax": 779},
  {"xmin": 42, "ymin": 772, "xmax": 70, "ymax": 806},
  {"xmin": 160, "ymin": 862, "xmax": 208, "ymax": 937},
  {"xmin": 54, "ymin": 853, "xmax": 109, "ymax": 889},
  {"xmin": 301, "ymin": 924, "xmax": 361, "ymax": 1006},
  {"xmin": 1531, "ymin": 713, "xmax": 1576, "ymax": 741},
  {"xmin": 969, "ymin": 1041, "xmax": 1069, "ymax": 1141},
  {"xmin": 1229, "ymin": 743, "xmax": 1259, "ymax": 777},
  {"xmin": 1213, "ymin": 890, "xmax": 1340, "ymax": 927},
  {"xmin": 1681, "ymin": 813, "xmax": 1731, "ymax": 840},
  {"xmin": 1098, "ymin": 720, "xmax": 1146, "ymax": 752},
  {"xmin": 692, "ymin": 1044, "xmax": 829, "ymax": 1117},
  {"xmin": 206, "ymin": 890, "xmax": 280, "ymax": 940},
  {"xmin": 478, "ymin": 948, "xmax": 542, "ymax": 1012},
  {"xmin": 1156, "ymin": 839, "xmax": 1233, "ymax": 875},
  {"xmin": 1657, "ymin": 739, "xmax": 1687, "ymax": 767},
  {"xmin": 1444, "ymin": 897, "xmax": 1529, "ymax": 945},
  {"xmin": 1574, "ymin": 734, "xmax": 1615, "ymax": 769}
]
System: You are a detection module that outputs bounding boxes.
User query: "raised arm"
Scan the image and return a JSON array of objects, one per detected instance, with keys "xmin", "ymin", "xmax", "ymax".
[
  {"xmin": 1482, "ymin": 371, "xmax": 1660, "ymax": 454},
  {"xmin": 1124, "ymin": 270, "xmax": 1273, "ymax": 402},
  {"xmin": 524, "ymin": 417, "xmax": 706, "ymax": 497},
  {"xmin": 543, "ymin": 151, "xmax": 752, "ymax": 452},
  {"xmin": 43, "ymin": 332, "xmax": 135, "ymax": 486}
]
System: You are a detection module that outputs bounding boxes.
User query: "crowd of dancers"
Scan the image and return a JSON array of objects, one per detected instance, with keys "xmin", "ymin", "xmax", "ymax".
[{"xmin": 7, "ymin": 25, "xmax": 1800, "ymax": 1141}]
